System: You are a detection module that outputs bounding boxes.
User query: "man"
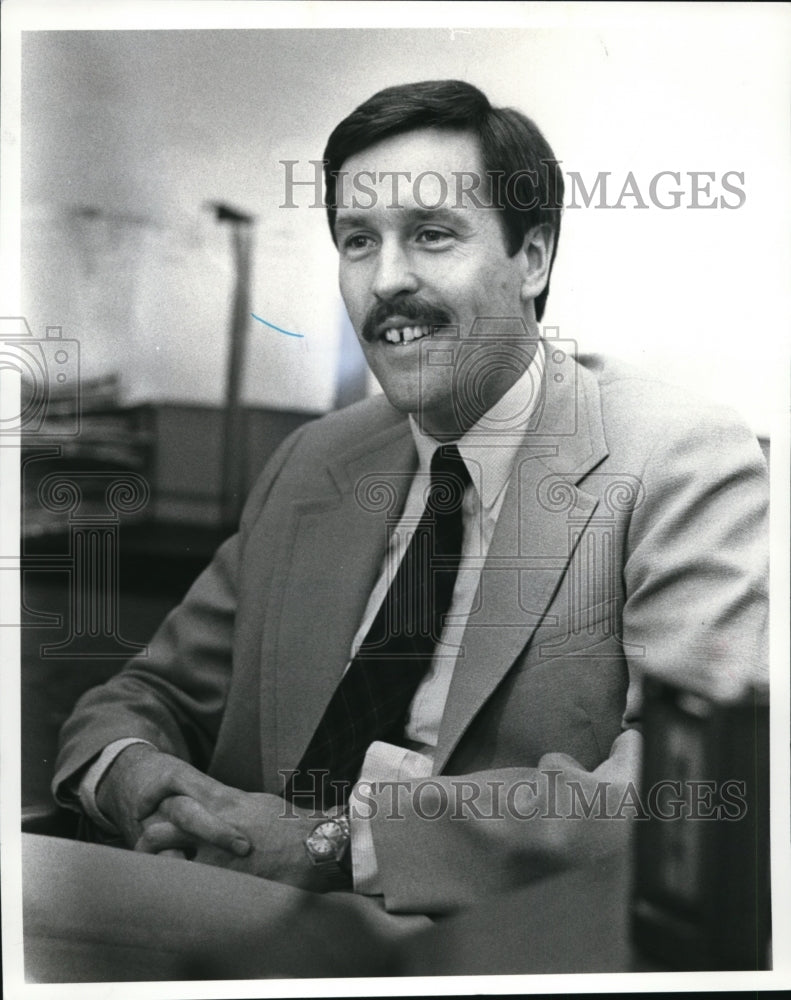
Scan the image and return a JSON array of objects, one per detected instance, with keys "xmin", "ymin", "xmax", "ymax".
[{"xmin": 53, "ymin": 80, "xmax": 768, "ymax": 916}]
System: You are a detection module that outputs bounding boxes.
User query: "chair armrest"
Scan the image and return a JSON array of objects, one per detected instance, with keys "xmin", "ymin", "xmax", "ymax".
[{"xmin": 22, "ymin": 803, "xmax": 80, "ymax": 839}]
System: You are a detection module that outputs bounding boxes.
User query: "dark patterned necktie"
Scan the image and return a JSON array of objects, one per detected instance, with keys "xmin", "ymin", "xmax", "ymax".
[{"xmin": 285, "ymin": 444, "xmax": 471, "ymax": 810}]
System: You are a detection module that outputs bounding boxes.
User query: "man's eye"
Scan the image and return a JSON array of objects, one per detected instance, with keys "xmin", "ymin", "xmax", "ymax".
[
  {"xmin": 342, "ymin": 234, "xmax": 374, "ymax": 252},
  {"xmin": 416, "ymin": 228, "xmax": 452, "ymax": 245}
]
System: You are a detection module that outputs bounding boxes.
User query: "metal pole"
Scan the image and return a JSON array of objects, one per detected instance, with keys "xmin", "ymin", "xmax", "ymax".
[{"xmin": 208, "ymin": 203, "xmax": 255, "ymax": 529}]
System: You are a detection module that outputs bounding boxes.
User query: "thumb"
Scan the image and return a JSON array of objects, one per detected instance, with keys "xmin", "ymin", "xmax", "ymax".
[
  {"xmin": 537, "ymin": 751, "xmax": 586, "ymax": 773},
  {"xmin": 159, "ymin": 757, "xmax": 237, "ymax": 812},
  {"xmin": 593, "ymin": 728, "xmax": 642, "ymax": 783}
]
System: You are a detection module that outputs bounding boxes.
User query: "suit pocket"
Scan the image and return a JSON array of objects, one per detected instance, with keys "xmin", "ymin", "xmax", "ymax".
[
  {"xmin": 473, "ymin": 650, "xmax": 629, "ymax": 771},
  {"xmin": 512, "ymin": 599, "xmax": 621, "ymax": 672}
]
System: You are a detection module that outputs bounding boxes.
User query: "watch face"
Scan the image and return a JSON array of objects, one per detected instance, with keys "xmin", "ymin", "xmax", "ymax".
[
  {"xmin": 307, "ymin": 821, "xmax": 339, "ymax": 857},
  {"xmin": 307, "ymin": 833, "xmax": 334, "ymax": 856},
  {"xmin": 307, "ymin": 820, "xmax": 349, "ymax": 863}
]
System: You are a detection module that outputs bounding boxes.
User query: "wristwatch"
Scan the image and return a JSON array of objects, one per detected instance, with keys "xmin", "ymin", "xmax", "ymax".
[{"xmin": 304, "ymin": 813, "xmax": 352, "ymax": 888}]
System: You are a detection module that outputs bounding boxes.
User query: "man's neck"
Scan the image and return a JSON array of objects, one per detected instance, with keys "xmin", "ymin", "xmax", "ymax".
[{"xmin": 416, "ymin": 338, "xmax": 540, "ymax": 441}]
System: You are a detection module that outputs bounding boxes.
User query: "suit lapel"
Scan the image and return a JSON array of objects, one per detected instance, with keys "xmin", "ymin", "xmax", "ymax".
[
  {"xmin": 264, "ymin": 417, "xmax": 417, "ymax": 786},
  {"xmin": 433, "ymin": 354, "xmax": 609, "ymax": 771},
  {"xmin": 263, "ymin": 352, "xmax": 609, "ymax": 783}
]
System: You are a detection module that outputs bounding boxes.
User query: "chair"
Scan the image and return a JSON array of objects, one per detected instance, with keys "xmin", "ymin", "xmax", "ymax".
[{"xmin": 22, "ymin": 802, "xmax": 80, "ymax": 839}]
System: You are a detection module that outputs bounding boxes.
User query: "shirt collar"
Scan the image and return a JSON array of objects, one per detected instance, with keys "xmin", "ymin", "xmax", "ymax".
[{"xmin": 408, "ymin": 339, "xmax": 546, "ymax": 511}]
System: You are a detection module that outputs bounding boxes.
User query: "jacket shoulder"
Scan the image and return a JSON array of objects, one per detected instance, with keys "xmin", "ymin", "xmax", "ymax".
[{"xmin": 577, "ymin": 353, "xmax": 762, "ymax": 454}]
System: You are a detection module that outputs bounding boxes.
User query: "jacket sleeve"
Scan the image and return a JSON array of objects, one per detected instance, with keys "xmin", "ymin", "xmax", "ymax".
[
  {"xmin": 365, "ymin": 408, "xmax": 769, "ymax": 914},
  {"xmin": 51, "ymin": 426, "xmax": 307, "ymax": 806}
]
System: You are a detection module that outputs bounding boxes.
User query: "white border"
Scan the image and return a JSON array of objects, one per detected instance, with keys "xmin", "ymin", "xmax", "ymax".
[{"xmin": 2, "ymin": 2, "xmax": 789, "ymax": 997}]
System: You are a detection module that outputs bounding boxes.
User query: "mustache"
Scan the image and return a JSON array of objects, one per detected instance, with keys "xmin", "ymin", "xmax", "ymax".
[{"xmin": 361, "ymin": 296, "xmax": 454, "ymax": 342}]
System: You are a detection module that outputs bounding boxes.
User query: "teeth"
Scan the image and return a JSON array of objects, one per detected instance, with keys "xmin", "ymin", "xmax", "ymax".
[{"xmin": 383, "ymin": 324, "xmax": 432, "ymax": 345}]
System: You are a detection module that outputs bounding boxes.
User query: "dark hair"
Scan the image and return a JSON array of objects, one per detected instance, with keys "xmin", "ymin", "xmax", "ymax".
[{"xmin": 323, "ymin": 79, "xmax": 564, "ymax": 322}]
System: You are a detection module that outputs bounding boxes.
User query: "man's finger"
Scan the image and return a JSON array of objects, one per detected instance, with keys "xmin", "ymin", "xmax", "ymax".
[
  {"xmin": 158, "ymin": 795, "xmax": 251, "ymax": 856},
  {"xmin": 134, "ymin": 819, "xmax": 192, "ymax": 855},
  {"xmin": 593, "ymin": 728, "xmax": 642, "ymax": 782},
  {"xmin": 126, "ymin": 751, "xmax": 236, "ymax": 826},
  {"xmin": 158, "ymin": 762, "xmax": 237, "ymax": 813},
  {"xmin": 537, "ymin": 751, "xmax": 585, "ymax": 772}
]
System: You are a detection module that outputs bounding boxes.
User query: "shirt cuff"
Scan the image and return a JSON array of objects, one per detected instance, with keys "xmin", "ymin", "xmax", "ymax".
[
  {"xmin": 349, "ymin": 741, "xmax": 434, "ymax": 896},
  {"xmin": 78, "ymin": 738, "xmax": 155, "ymax": 834}
]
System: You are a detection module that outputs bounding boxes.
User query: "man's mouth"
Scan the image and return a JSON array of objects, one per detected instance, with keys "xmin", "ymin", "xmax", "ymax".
[
  {"xmin": 363, "ymin": 300, "xmax": 453, "ymax": 345},
  {"xmin": 381, "ymin": 324, "xmax": 433, "ymax": 345}
]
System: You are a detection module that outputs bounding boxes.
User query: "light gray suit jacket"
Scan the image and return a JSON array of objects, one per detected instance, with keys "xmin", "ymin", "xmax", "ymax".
[{"xmin": 54, "ymin": 351, "xmax": 768, "ymax": 913}]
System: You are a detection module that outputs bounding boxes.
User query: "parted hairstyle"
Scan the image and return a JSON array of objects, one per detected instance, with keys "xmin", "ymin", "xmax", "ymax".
[{"xmin": 323, "ymin": 79, "xmax": 564, "ymax": 322}]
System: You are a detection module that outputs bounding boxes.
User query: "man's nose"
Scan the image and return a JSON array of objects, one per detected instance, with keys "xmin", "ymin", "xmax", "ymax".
[{"xmin": 372, "ymin": 241, "xmax": 419, "ymax": 300}]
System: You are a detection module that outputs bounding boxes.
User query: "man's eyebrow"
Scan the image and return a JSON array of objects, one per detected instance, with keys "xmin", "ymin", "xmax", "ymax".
[
  {"xmin": 404, "ymin": 207, "xmax": 467, "ymax": 225},
  {"xmin": 333, "ymin": 212, "xmax": 373, "ymax": 232},
  {"xmin": 334, "ymin": 207, "xmax": 468, "ymax": 230}
]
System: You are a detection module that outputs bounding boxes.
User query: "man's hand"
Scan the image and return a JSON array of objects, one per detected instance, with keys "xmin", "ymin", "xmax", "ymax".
[
  {"xmin": 94, "ymin": 744, "xmax": 252, "ymax": 859},
  {"xmin": 525, "ymin": 727, "xmax": 642, "ymax": 868},
  {"xmin": 96, "ymin": 745, "xmax": 332, "ymax": 889},
  {"xmin": 137, "ymin": 785, "xmax": 330, "ymax": 892}
]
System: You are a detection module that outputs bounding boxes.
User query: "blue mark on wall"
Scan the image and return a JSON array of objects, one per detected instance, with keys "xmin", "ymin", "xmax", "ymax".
[{"xmin": 251, "ymin": 313, "xmax": 305, "ymax": 338}]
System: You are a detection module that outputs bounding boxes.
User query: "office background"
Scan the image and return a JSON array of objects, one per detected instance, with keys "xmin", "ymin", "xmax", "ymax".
[
  {"xmin": 22, "ymin": 20, "xmax": 789, "ymax": 433},
  {"xmin": 16, "ymin": 13, "xmax": 787, "ymax": 815}
]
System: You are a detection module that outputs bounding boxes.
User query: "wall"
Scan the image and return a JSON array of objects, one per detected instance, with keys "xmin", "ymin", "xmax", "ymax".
[{"xmin": 19, "ymin": 15, "xmax": 790, "ymax": 435}]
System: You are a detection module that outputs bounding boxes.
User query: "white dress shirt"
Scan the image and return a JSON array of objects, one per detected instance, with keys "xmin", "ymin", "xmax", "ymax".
[{"xmin": 348, "ymin": 341, "xmax": 545, "ymax": 891}]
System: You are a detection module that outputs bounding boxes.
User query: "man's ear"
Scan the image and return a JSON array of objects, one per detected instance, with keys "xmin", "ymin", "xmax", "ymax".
[{"xmin": 519, "ymin": 224, "xmax": 555, "ymax": 304}]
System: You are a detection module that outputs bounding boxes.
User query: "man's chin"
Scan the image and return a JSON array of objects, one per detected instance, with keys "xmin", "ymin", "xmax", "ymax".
[
  {"xmin": 378, "ymin": 390, "xmax": 462, "ymax": 440},
  {"xmin": 377, "ymin": 384, "xmax": 422, "ymax": 419}
]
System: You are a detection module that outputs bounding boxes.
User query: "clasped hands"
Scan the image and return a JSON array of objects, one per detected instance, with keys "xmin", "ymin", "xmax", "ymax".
[
  {"xmin": 95, "ymin": 732, "xmax": 641, "ymax": 889},
  {"xmin": 95, "ymin": 743, "xmax": 328, "ymax": 891}
]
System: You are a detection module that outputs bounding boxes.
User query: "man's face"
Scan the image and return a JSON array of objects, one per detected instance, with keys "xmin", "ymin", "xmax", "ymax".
[{"xmin": 336, "ymin": 128, "xmax": 540, "ymax": 439}]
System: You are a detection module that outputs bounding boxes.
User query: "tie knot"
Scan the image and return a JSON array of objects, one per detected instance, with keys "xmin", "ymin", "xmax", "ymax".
[
  {"xmin": 428, "ymin": 444, "xmax": 470, "ymax": 513},
  {"xmin": 430, "ymin": 443, "xmax": 469, "ymax": 478}
]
